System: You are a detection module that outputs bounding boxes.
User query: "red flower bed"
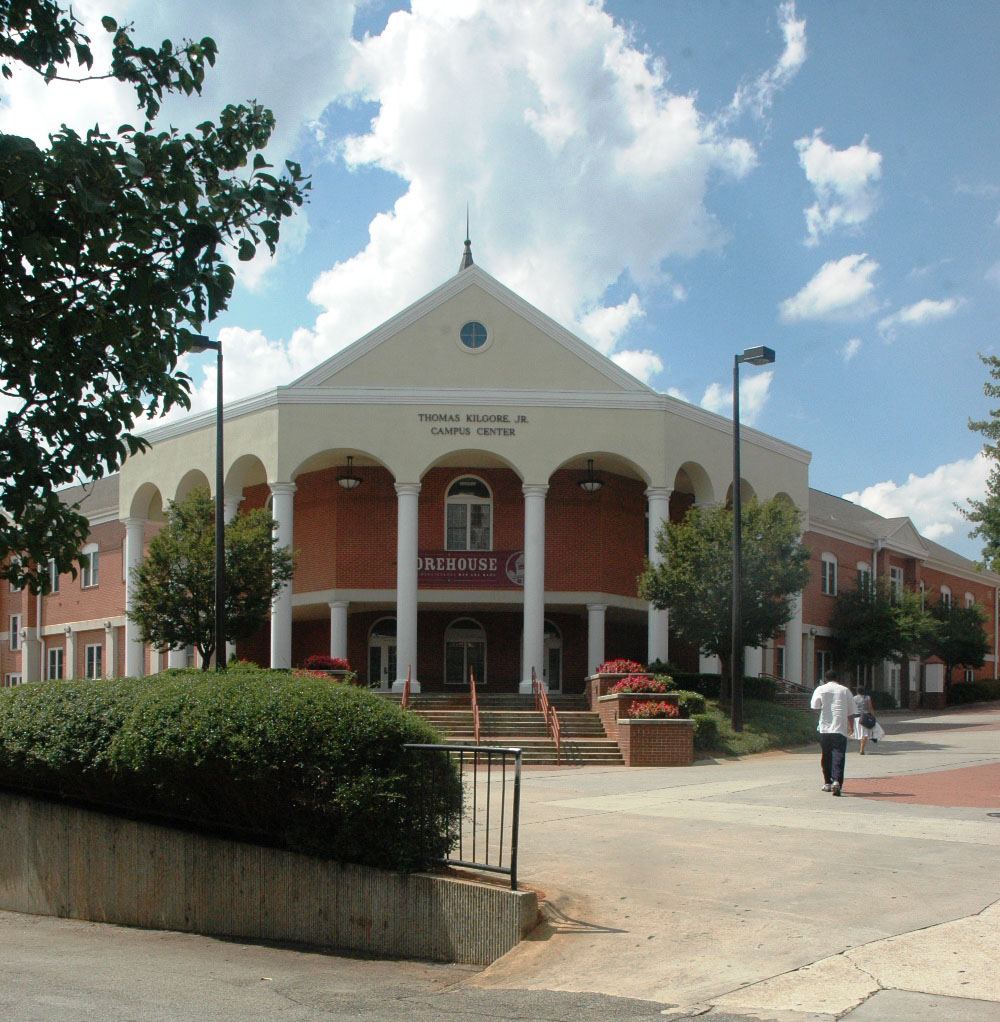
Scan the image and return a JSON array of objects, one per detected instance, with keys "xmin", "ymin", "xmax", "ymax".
[
  {"xmin": 303, "ymin": 654, "xmax": 351, "ymax": 671},
  {"xmin": 597, "ymin": 658, "xmax": 644, "ymax": 674},
  {"xmin": 609, "ymin": 675, "xmax": 669, "ymax": 694},
  {"xmin": 626, "ymin": 700, "xmax": 680, "ymax": 719}
]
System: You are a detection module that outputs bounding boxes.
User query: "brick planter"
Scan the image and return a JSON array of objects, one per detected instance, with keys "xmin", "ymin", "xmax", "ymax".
[
  {"xmin": 586, "ymin": 673, "xmax": 653, "ymax": 709},
  {"xmin": 597, "ymin": 692, "xmax": 679, "ymax": 741},
  {"xmin": 616, "ymin": 717, "xmax": 694, "ymax": 767}
]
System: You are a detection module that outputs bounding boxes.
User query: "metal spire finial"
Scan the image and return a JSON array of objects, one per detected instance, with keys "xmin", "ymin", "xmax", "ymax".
[{"xmin": 459, "ymin": 206, "xmax": 474, "ymax": 271}]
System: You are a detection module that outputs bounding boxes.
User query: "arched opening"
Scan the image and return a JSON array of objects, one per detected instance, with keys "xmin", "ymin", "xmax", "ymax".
[
  {"xmin": 444, "ymin": 617, "xmax": 486, "ymax": 686},
  {"xmin": 367, "ymin": 617, "xmax": 397, "ymax": 691},
  {"xmin": 445, "ymin": 476, "xmax": 493, "ymax": 551},
  {"xmin": 543, "ymin": 619, "xmax": 563, "ymax": 692}
]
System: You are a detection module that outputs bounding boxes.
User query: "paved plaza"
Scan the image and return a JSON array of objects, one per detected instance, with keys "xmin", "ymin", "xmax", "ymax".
[{"xmin": 2, "ymin": 705, "xmax": 998, "ymax": 1020}]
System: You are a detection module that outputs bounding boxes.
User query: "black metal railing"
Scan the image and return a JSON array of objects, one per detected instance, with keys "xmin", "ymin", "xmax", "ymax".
[{"xmin": 405, "ymin": 743, "xmax": 522, "ymax": 890}]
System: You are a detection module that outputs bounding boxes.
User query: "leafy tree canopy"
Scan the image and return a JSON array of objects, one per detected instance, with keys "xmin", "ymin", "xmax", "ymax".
[
  {"xmin": 637, "ymin": 497, "xmax": 810, "ymax": 680},
  {"xmin": 961, "ymin": 353, "xmax": 1000, "ymax": 570},
  {"xmin": 1, "ymin": 1, "xmax": 308, "ymax": 592},
  {"xmin": 127, "ymin": 488, "xmax": 295, "ymax": 670},
  {"xmin": 928, "ymin": 598, "xmax": 989, "ymax": 688}
]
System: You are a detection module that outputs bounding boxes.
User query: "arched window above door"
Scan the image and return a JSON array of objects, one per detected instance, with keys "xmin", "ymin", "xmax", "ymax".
[{"xmin": 445, "ymin": 476, "xmax": 492, "ymax": 551}]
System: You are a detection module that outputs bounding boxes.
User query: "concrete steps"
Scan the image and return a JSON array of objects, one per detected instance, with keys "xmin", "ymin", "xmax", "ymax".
[{"xmin": 394, "ymin": 693, "xmax": 622, "ymax": 766}]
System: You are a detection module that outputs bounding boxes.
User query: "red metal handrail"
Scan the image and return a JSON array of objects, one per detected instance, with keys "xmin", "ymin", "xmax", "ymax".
[
  {"xmin": 401, "ymin": 664, "xmax": 411, "ymax": 710},
  {"xmin": 469, "ymin": 668, "xmax": 481, "ymax": 745},
  {"xmin": 531, "ymin": 667, "xmax": 561, "ymax": 763}
]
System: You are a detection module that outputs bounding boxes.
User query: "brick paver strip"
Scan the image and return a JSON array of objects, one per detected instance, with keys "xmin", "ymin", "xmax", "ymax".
[{"xmin": 849, "ymin": 761, "xmax": 1000, "ymax": 808}]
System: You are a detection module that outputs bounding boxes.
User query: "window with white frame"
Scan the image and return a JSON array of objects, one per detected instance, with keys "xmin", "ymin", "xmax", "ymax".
[
  {"xmin": 889, "ymin": 565, "xmax": 903, "ymax": 603},
  {"xmin": 9, "ymin": 613, "xmax": 21, "ymax": 651},
  {"xmin": 856, "ymin": 562, "xmax": 871, "ymax": 590},
  {"xmin": 8, "ymin": 556, "xmax": 20, "ymax": 592},
  {"xmin": 4, "ymin": 673, "xmax": 22, "ymax": 686},
  {"xmin": 85, "ymin": 643, "xmax": 102, "ymax": 678},
  {"xmin": 940, "ymin": 585, "xmax": 951, "ymax": 607},
  {"xmin": 776, "ymin": 645, "xmax": 785, "ymax": 679},
  {"xmin": 919, "ymin": 580, "xmax": 925, "ymax": 609},
  {"xmin": 965, "ymin": 592, "xmax": 975, "ymax": 608},
  {"xmin": 820, "ymin": 553, "xmax": 837, "ymax": 595},
  {"xmin": 47, "ymin": 647, "xmax": 64, "ymax": 680},
  {"xmin": 445, "ymin": 476, "xmax": 492, "ymax": 551},
  {"xmin": 964, "ymin": 667, "xmax": 975, "ymax": 682},
  {"xmin": 816, "ymin": 649, "xmax": 833, "ymax": 682},
  {"xmin": 48, "ymin": 558, "xmax": 60, "ymax": 593},
  {"xmin": 80, "ymin": 544, "xmax": 99, "ymax": 588}
]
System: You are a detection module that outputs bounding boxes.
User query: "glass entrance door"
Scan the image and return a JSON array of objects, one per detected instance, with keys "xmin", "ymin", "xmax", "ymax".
[
  {"xmin": 367, "ymin": 618, "xmax": 397, "ymax": 690},
  {"xmin": 444, "ymin": 618, "xmax": 486, "ymax": 686}
]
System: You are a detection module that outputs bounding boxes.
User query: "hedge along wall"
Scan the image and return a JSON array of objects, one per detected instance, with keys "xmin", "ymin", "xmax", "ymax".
[
  {"xmin": 0, "ymin": 667, "xmax": 462, "ymax": 871},
  {"xmin": 0, "ymin": 790, "xmax": 538, "ymax": 965}
]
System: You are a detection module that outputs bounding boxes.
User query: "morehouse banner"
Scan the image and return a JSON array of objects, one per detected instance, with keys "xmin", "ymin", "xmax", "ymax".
[{"xmin": 417, "ymin": 550, "xmax": 524, "ymax": 588}]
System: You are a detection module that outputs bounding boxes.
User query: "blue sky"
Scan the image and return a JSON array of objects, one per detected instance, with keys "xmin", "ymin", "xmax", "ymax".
[{"xmin": 4, "ymin": 1, "xmax": 999, "ymax": 559}]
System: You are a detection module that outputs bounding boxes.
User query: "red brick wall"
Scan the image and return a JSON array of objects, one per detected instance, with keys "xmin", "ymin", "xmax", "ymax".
[{"xmin": 616, "ymin": 718, "xmax": 694, "ymax": 766}]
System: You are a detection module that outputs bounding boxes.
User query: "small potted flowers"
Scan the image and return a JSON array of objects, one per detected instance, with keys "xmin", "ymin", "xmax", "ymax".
[{"xmin": 597, "ymin": 675, "xmax": 679, "ymax": 735}]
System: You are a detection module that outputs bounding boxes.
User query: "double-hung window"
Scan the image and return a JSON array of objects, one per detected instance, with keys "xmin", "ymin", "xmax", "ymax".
[
  {"xmin": 9, "ymin": 614, "xmax": 21, "ymax": 651},
  {"xmin": 85, "ymin": 643, "xmax": 103, "ymax": 678},
  {"xmin": 820, "ymin": 553, "xmax": 837, "ymax": 595},
  {"xmin": 48, "ymin": 647, "xmax": 64, "ymax": 680},
  {"xmin": 81, "ymin": 544, "xmax": 99, "ymax": 588}
]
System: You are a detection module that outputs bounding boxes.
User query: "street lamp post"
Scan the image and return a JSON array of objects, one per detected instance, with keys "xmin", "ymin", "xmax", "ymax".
[
  {"xmin": 731, "ymin": 345, "xmax": 775, "ymax": 731},
  {"xmin": 189, "ymin": 335, "xmax": 225, "ymax": 671}
]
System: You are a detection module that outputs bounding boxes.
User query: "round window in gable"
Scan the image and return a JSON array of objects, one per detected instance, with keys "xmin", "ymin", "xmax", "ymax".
[{"xmin": 459, "ymin": 321, "xmax": 488, "ymax": 350}]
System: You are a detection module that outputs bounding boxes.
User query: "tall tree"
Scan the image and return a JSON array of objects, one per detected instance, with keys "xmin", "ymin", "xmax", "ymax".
[
  {"xmin": 928, "ymin": 599, "xmax": 989, "ymax": 691},
  {"xmin": 128, "ymin": 489, "xmax": 295, "ymax": 670},
  {"xmin": 961, "ymin": 353, "xmax": 1000, "ymax": 570},
  {"xmin": 0, "ymin": 2, "xmax": 308, "ymax": 592},
  {"xmin": 638, "ymin": 498, "xmax": 811, "ymax": 692}
]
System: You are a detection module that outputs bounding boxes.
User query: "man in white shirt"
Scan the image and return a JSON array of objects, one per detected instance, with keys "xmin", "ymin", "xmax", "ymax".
[{"xmin": 810, "ymin": 670, "xmax": 859, "ymax": 796}]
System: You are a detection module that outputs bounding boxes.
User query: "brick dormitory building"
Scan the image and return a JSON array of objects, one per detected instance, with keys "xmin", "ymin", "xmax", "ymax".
[{"xmin": 3, "ymin": 246, "xmax": 998, "ymax": 707}]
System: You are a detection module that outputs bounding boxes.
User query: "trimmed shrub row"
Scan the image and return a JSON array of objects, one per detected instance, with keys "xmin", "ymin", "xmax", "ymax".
[
  {"xmin": 947, "ymin": 678, "xmax": 1000, "ymax": 705},
  {"xmin": 0, "ymin": 665, "xmax": 461, "ymax": 872}
]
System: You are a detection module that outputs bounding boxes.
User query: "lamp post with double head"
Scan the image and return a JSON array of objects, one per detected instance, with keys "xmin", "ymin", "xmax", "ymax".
[
  {"xmin": 731, "ymin": 345, "xmax": 775, "ymax": 731},
  {"xmin": 188, "ymin": 335, "xmax": 225, "ymax": 671}
]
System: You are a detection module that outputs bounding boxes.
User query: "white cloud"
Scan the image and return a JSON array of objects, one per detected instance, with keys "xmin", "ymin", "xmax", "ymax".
[
  {"xmin": 699, "ymin": 369, "xmax": 773, "ymax": 425},
  {"xmin": 611, "ymin": 349, "xmax": 663, "ymax": 383},
  {"xmin": 842, "ymin": 452, "xmax": 990, "ymax": 547},
  {"xmin": 296, "ymin": 0, "xmax": 760, "ymax": 364},
  {"xmin": 578, "ymin": 295, "xmax": 644, "ymax": 356},
  {"xmin": 842, "ymin": 337, "xmax": 861, "ymax": 362},
  {"xmin": 986, "ymin": 261, "xmax": 1000, "ymax": 288},
  {"xmin": 795, "ymin": 131, "xmax": 881, "ymax": 245},
  {"xmin": 779, "ymin": 253, "xmax": 880, "ymax": 322},
  {"xmin": 728, "ymin": 1, "xmax": 806, "ymax": 121},
  {"xmin": 877, "ymin": 297, "xmax": 962, "ymax": 340}
]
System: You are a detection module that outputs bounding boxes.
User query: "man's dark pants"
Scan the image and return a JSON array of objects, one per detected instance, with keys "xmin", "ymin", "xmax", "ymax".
[{"xmin": 819, "ymin": 732, "xmax": 848, "ymax": 785}]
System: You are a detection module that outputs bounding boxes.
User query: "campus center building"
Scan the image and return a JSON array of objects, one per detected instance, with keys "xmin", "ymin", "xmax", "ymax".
[{"xmin": 3, "ymin": 247, "xmax": 998, "ymax": 703}]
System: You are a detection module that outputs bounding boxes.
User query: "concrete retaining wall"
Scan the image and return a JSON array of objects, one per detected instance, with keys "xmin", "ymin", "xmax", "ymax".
[{"xmin": 0, "ymin": 791, "xmax": 537, "ymax": 965}]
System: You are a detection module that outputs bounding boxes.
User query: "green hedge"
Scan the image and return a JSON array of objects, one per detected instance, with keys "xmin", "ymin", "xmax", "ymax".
[
  {"xmin": 0, "ymin": 667, "xmax": 461, "ymax": 872},
  {"xmin": 666, "ymin": 672, "xmax": 777, "ymax": 702},
  {"xmin": 947, "ymin": 678, "xmax": 1000, "ymax": 705},
  {"xmin": 691, "ymin": 713, "xmax": 718, "ymax": 750},
  {"xmin": 674, "ymin": 689, "xmax": 707, "ymax": 717}
]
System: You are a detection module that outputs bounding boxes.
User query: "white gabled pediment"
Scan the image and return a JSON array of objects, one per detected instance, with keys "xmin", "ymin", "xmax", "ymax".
[
  {"xmin": 292, "ymin": 265, "xmax": 653, "ymax": 395},
  {"xmin": 880, "ymin": 518, "xmax": 930, "ymax": 559}
]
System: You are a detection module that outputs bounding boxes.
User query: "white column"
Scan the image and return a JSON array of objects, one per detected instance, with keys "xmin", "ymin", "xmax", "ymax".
[
  {"xmin": 785, "ymin": 592, "xmax": 804, "ymax": 686},
  {"xmin": 329, "ymin": 601, "xmax": 349, "ymax": 661},
  {"xmin": 22, "ymin": 627, "xmax": 41, "ymax": 684},
  {"xmin": 745, "ymin": 645, "xmax": 763, "ymax": 679},
  {"xmin": 64, "ymin": 627, "xmax": 75, "ymax": 680},
  {"xmin": 269, "ymin": 482, "xmax": 296, "ymax": 669},
  {"xmin": 586, "ymin": 603, "xmax": 606, "ymax": 677},
  {"xmin": 123, "ymin": 517, "xmax": 146, "ymax": 677},
  {"xmin": 223, "ymin": 496, "xmax": 241, "ymax": 664},
  {"xmin": 700, "ymin": 654, "xmax": 721, "ymax": 674},
  {"xmin": 645, "ymin": 487, "xmax": 672, "ymax": 666},
  {"xmin": 520, "ymin": 483, "xmax": 548, "ymax": 693},
  {"xmin": 393, "ymin": 483, "xmax": 421, "ymax": 693},
  {"xmin": 167, "ymin": 647, "xmax": 187, "ymax": 668},
  {"xmin": 104, "ymin": 621, "xmax": 117, "ymax": 678}
]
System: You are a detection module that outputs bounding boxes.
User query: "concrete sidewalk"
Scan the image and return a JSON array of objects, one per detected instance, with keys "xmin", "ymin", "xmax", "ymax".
[{"xmin": 469, "ymin": 705, "xmax": 1000, "ymax": 1020}]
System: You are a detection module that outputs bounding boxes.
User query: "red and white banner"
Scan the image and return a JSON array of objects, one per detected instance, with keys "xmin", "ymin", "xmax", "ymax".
[{"xmin": 417, "ymin": 550, "xmax": 524, "ymax": 587}]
